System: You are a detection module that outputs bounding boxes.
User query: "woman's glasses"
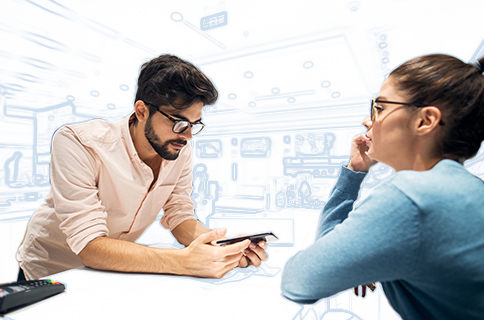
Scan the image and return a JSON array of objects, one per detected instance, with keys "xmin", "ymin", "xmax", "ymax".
[
  {"xmin": 370, "ymin": 99, "xmax": 415, "ymax": 122},
  {"xmin": 370, "ymin": 99, "xmax": 445, "ymax": 125}
]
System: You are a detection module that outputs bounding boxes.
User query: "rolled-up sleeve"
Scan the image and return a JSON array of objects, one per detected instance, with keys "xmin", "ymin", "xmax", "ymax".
[
  {"xmin": 159, "ymin": 146, "xmax": 196, "ymax": 230},
  {"xmin": 50, "ymin": 127, "xmax": 109, "ymax": 255}
]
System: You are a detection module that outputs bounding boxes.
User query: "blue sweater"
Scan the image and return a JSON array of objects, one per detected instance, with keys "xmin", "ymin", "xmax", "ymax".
[{"xmin": 281, "ymin": 159, "xmax": 484, "ymax": 319}]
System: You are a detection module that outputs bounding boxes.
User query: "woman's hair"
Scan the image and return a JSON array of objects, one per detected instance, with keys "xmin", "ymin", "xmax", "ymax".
[
  {"xmin": 133, "ymin": 54, "xmax": 218, "ymax": 124},
  {"xmin": 389, "ymin": 54, "xmax": 484, "ymax": 163}
]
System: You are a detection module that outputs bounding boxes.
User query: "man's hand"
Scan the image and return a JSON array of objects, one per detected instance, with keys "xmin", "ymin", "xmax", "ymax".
[
  {"xmin": 181, "ymin": 229, "xmax": 251, "ymax": 278},
  {"xmin": 237, "ymin": 240, "xmax": 268, "ymax": 268},
  {"xmin": 347, "ymin": 134, "xmax": 377, "ymax": 172}
]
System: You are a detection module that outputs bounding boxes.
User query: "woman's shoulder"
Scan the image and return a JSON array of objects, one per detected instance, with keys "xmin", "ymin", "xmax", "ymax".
[
  {"xmin": 392, "ymin": 159, "xmax": 475, "ymax": 183},
  {"xmin": 387, "ymin": 159, "xmax": 483, "ymax": 205}
]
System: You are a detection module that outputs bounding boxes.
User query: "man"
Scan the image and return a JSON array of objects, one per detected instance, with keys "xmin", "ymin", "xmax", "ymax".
[{"xmin": 17, "ymin": 54, "xmax": 267, "ymax": 280}]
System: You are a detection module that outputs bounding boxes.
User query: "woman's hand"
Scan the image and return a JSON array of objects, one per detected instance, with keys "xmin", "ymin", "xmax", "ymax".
[
  {"xmin": 347, "ymin": 134, "xmax": 377, "ymax": 172},
  {"xmin": 354, "ymin": 283, "xmax": 376, "ymax": 297}
]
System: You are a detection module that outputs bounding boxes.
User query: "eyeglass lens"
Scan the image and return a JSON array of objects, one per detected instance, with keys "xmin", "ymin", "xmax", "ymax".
[
  {"xmin": 370, "ymin": 100, "xmax": 376, "ymax": 121},
  {"xmin": 173, "ymin": 121, "xmax": 204, "ymax": 134}
]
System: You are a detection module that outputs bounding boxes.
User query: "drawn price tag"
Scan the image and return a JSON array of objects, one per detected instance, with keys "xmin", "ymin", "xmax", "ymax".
[{"xmin": 200, "ymin": 11, "xmax": 227, "ymax": 31}]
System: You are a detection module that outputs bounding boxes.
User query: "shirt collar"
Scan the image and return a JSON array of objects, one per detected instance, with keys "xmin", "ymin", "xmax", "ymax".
[{"xmin": 122, "ymin": 113, "xmax": 140, "ymax": 161}]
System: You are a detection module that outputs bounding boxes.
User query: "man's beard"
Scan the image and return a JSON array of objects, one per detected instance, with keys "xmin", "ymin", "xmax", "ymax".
[{"xmin": 144, "ymin": 117, "xmax": 187, "ymax": 161}]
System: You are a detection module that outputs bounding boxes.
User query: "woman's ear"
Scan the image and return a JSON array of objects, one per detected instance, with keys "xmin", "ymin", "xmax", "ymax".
[
  {"xmin": 415, "ymin": 106, "xmax": 442, "ymax": 136},
  {"xmin": 134, "ymin": 100, "xmax": 150, "ymax": 123}
]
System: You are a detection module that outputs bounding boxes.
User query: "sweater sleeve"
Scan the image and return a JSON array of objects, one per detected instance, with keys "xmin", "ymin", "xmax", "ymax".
[
  {"xmin": 316, "ymin": 166, "xmax": 367, "ymax": 239},
  {"xmin": 281, "ymin": 167, "xmax": 421, "ymax": 304}
]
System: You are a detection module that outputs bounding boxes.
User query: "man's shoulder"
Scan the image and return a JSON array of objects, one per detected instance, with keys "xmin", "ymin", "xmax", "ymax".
[{"xmin": 57, "ymin": 117, "xmax": 124, "ymax": 146}]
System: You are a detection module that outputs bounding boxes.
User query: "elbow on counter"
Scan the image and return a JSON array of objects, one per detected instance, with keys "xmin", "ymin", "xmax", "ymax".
[{"xmin": 280, "ymin": 255, "xmax": 323, "ymax": 305}]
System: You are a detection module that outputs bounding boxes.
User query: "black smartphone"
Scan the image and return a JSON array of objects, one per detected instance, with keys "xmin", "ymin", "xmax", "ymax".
[{"xmin": 216, "ymin": 232, "xmax": 278, "ymax": 245}]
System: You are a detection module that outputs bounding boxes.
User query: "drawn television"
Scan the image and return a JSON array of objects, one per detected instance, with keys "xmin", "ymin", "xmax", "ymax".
[
  {"xmin": 240, "ymin": 137, "xmax": 271, "ymax": 157},
  {"xmin": 196, "ymin": 140, "xmax": 222, "ymax": 158}
]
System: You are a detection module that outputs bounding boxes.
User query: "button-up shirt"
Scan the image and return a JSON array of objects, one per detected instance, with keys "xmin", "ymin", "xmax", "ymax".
[{"xmin": 17, "ymin": 114, "xmax": 196, "ymax": 280}]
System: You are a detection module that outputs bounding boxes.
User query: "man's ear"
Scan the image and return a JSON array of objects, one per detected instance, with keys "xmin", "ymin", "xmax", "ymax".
[
  {"xmin": 415, "ymin": 106, "xmax": 442, "ymax": 136},
  {"xmin": 134, "ymin": 100, "xmax": 150, "ymax": 123}
]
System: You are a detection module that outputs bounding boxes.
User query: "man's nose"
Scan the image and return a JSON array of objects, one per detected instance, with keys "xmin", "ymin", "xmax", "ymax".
[
  {"xmin": 362, "ymin": 115, "xmax": 373, "ymax": 131},
  {"xmin": 179, "ymin": 128, "xmax": 193, "ymax": 141}
]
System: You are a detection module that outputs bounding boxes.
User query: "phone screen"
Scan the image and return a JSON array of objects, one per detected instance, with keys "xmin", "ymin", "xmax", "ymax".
[{"xmin": 216, "ymin": 232, "xmax": 278, "ymax": 245}]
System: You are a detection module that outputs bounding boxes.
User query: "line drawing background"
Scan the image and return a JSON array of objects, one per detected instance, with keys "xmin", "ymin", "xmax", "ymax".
[{"xmin": 1, "ymin": 0, "xmax": 483, "ymax": 318}]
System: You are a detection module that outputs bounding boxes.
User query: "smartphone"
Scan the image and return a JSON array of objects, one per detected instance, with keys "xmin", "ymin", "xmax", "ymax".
[{"xmin": 216, "ymin": 232, "xmax": 278, "ymax": 245}]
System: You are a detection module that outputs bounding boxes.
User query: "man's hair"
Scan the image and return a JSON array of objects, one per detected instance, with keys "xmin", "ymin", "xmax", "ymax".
[
  {"xmin": 133, "ymin": 54, "xmax": 218, "ymax": 124},
  {"xmin": 390, "ymin": 54, "xmax": 484, "ymax": 163}
]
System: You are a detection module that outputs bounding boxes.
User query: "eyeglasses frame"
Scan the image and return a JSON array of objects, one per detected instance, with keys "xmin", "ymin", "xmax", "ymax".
[
  {"xmin": 144, "ymin": 101, "xmax": 205, "ymax": 135},
  {"xmin": 370, "ymin": 99, "xmax": 445, "ymax": 125}
]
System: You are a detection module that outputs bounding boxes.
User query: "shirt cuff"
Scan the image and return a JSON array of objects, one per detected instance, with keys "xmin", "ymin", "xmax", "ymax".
[{"xmin": 66, "ymin": 223, "xmax": 109, "ymax": 255}]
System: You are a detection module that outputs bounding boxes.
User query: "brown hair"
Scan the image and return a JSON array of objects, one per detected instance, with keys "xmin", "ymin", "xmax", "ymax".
[
  {"xmin": 389, "ymin": 54, "xmax": 484, "ymax": 163},
  {"xmin": 133, "ymin": 54, "xmax": 218, "ymax": 124}
]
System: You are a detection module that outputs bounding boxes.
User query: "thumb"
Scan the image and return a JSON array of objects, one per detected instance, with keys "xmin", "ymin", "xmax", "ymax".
[{"xmin": 196, "ymin": 228, "xmax": 226, "ymax": 244}]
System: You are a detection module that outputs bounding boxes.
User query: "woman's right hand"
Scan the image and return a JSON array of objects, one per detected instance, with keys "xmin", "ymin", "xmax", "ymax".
[{"xmin": 347, "ymin": 134, "xmax": 377, "ymax": 172}]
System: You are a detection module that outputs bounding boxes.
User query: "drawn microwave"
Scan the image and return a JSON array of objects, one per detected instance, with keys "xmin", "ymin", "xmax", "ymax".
[
  {"xmin": 196, "ymin": 140, "xmax": 222, "ymax": 158},
  {"xmin": 240, "ymin": 137, "xmax": 271, "ymax": 157}
]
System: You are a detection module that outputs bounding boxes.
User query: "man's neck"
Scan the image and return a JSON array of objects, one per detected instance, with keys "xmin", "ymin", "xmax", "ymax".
[{"xmin": 129, "ymin": 120, "xmax": 163, "ymax": 174}]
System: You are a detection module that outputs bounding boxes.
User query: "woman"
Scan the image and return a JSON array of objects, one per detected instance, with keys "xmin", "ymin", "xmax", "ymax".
[{"xmin": 281, "ymin": 54, "xmax": 484, "ymax": 319}]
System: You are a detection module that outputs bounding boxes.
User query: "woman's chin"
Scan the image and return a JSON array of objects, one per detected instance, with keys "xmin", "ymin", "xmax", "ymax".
[{"xmin": 367, "ymin": 149, "xmax": 376, "ymax": 162}]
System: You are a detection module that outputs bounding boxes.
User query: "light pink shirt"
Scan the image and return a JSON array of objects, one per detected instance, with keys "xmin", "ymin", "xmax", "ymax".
[{"xmin": 17, "ymin": 114, "xmax": 195, "ymax": 280}]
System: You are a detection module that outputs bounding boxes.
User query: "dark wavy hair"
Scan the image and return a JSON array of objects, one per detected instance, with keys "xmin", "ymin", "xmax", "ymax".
[
  {"xmin": 133, "ymin": 54, "xmax": 218, "ymax": 124},
  {"xmin": 389, "ymin": 54, "xmax": 484, "ymax": 163}
]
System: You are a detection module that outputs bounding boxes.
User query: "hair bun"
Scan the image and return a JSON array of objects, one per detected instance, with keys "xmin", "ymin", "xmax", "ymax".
[{"xmin": 470, "ymin": 59, "xmax": 484, "ymax": 73}]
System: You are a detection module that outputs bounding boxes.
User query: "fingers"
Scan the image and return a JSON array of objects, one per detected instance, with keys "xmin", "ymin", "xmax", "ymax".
[
  {"xmin": 196, "ymin": 228, "xmax": 226, "ymax": 245},
  {"xmin": 354, "ymin": 134, "xmax": 369, "ymax": 146},
  {"xmin": 213, "ymin": 251, "xmax": 246, "ymax": 278},
  {"xmin": 238, "ymin": 255, "xmax": 249, "ymax": 268},
  {"xmin": 236, "ymin": 241, "xmax": 268, "ymax": 268},
  {"xmin": 222, "ymin": 251, "xmax": 246, "ymax": 264},
  {"xmin": 348, "ymin": 133, "xmax": 377, "ymax": 172},
  {"xmin": 186, "ymin": 231, "xmax": 251, "ymax": 278},
  {"xmin": 353, "ymin": 135, "xmax": 371, "ymax": 156},
  {"xmin": 220, "ymin": 239, "xmax": 251, "ymax": 256},
  {"xmin": 190, "ymin": 231, "xmax": 267, "ymax": 278},
  {"xmin": 354, "ymin": 286, "xmax": 366, "ymax": 297},
  {"xmin": 354, "ymin": 284, "xmax": 376, "ymax": 297},
  {"xmin": 216, "ymin": 257, "xmax": 242, "ymax": 278},
  {"xmin": 244, "ymin": 241, "xmax": 268, "ymax": 267}
]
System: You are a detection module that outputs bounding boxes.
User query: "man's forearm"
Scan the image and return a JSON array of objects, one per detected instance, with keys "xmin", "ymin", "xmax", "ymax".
[
  {"xmin": 78, "ymin": 228, "xmax": 251, "ymax": 279},
  {"xmin": 78, "ymin": 236, "xmax": 187, "ymax": 275},
  {"xmin": 171, "ymin": 219, "xmax": 211, "ymax": 246}
]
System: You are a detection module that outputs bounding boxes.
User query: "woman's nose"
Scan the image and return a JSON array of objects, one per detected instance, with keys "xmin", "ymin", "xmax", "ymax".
[{"xmin": 362, "ymin": 115, "xmax": 373, "ymax": 131}]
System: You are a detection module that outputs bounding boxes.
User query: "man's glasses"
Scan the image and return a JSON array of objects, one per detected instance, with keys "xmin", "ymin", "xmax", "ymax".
[
  {"xmin": 144, "ymin": 102, "xmax": 205, "ymax": 135},
  {"xmin": 370, "ymin": 99, "xmax": 445, "ymax": 125}
]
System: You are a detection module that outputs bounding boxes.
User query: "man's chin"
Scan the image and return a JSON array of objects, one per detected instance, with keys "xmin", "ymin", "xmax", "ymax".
[{"xmin": 159, "ymin": 150, "xmax": 180, "ymax": 161}]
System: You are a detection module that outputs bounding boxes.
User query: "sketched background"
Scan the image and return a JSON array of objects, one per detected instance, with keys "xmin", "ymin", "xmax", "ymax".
[{"xmin": 1, "ymin": 0, "xmax": 483, "ymax": 318}]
